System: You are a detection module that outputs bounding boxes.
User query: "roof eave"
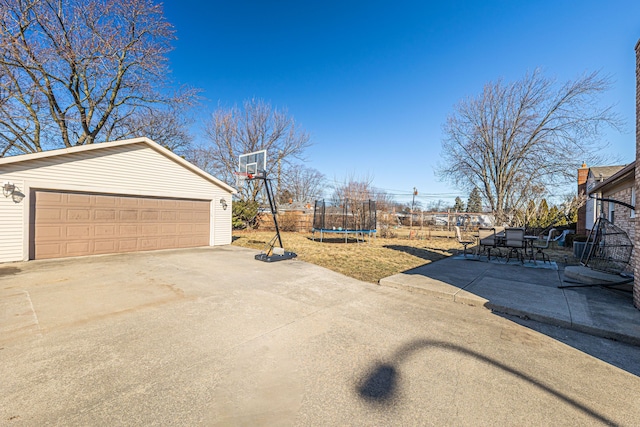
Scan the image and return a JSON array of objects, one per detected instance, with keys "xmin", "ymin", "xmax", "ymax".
[{"xmin": 0, "ymin": 137, "xmax": 237, "ymax": 194}]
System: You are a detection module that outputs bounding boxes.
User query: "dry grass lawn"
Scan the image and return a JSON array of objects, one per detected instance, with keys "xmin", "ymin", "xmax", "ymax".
[{"xmin": 232, "ymin": 229, "xmax": 578, "ymax": 284}]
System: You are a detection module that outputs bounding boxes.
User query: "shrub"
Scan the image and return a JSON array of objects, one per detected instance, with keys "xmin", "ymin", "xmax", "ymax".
[
  {"xmin": 278, "ymin": 212, "xmax": 300, "ymax": 232},
  {"xmin": 232, "ymin": 200, "xmax": 259, "ymax": 229}
]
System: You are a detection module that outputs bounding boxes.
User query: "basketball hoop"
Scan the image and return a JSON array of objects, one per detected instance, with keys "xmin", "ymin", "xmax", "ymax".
[{"xmin": 233, "ymin": 171, "xmax": 252, "ymax": 189}]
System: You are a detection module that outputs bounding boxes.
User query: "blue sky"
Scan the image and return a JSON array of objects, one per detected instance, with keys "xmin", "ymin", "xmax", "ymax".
[{"xmin": 162, "ymin": 1, "xmax": 640, "ymax": 206}]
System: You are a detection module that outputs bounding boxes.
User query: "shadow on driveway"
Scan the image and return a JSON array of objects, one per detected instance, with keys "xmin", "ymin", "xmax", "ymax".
[{"xmin": 357, "ymin": 339, "xmax": 617, "ymax": 425}]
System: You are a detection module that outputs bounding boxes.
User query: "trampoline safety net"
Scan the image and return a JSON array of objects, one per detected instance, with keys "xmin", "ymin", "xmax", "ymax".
[{"xmin": 313, "ymin": 199, "xmax": 377, "ymax": 232}]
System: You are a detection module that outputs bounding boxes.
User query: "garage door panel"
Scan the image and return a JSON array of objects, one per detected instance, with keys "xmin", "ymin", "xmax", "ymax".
[
  {"xmin": 67, "ymin": 194, "xmax": 91, "ymax": 206},
  {"xmin": 179, "ymin": 211, "xmax": 193, "ymax": 221},
  {"xmin": 160, "ymin": 200, "xmax": 179, "ymax": 208},
  {"xmin": 67, "ymin": 209, "xmax": 90, "ymax": 221},
  {"xmin": 161, "ymin": 211, "xmax": 177, "ymax": 221},
  {"xmin": 178, "ymin": 236, "xmax": 196, "ymax": 247},
  {"xmin": 95, "ymin": 209, "xmax": 116, "ymax": 221},
  {"xmin": 65, "ymin": 241, "xmax": 91, "ymax": 255},
  {"xmin": 193, "ymin": 224, "xmax": 209, "ymax": 233},
  {"xmin": 66, "ymin": 226, "xmax": 91, "ymax": 238},
  {"xmin": 160, "ymin": 237, "xmax": 177, "ymax": 247},
  {"xmin": 119, "ymin": 225, "xmax": 138, "ymax": 237},
  {"xmin": 141, "ymin": 210, "xmax": 159, "ymax": 221},
  {"xmin": 178, "ymin": 224, "xmax": 193, "ymax": 233},
  {"xmin": 95, "ymin": 225, "xmax": 116, "ymax": 237},
  {"xmin": 36, "ymin": 226, "xmax": 62, "ymax": 239},
  {"xmin": 120, "ymin": 198, "xmax": 140, "ymax": 207},
  {"xmin": 120, "ymin": 210, "xmax": 138, "ymax": 221},
  {"xmin": 94, "ymin": 195, "xmax": 117, "ymax": 206},
  {"xmin": 33, "ymin": 191, "xmax": 210, "ymax": 260},
  {"xmin": 37, "ymin": 243, "xmax": 62, "ymax": 258},
  {"xmin": 94, "ymin": 240, "xmax": 117, "ymax": 253},
  {"xmin": 193, "ymin": 211, "xmax": 210, "ymax": 221},
  {"xmin": 37, "ymin": 208, "xmax": 62, "ymax": 222},
  {"xmin": 118, "ymin": 239, "xmax": 138, "ymax": 251},
  {"xmin": 37, "ymin": 192, "xmax": 64, "ymax": 203},
  {"xmin": 140, "ymin": 238, "xmax": 159, "ymax": 250},
  {"xmin": 161, "ymin": 224, "xmax": 178, "ymax": 234},
  {"xmin": 142, "ymin": 199, "xmax": 160, "ymax": 208}
]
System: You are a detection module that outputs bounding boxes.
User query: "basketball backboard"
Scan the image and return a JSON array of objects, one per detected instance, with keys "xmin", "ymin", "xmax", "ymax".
[{"xmin": 238, "ymin": 150, "xmax": 267, "ymax": 176}]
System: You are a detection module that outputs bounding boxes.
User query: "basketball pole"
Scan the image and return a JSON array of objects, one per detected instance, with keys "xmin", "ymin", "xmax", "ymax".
[{"xmin": 252, "ymin": 171, "xmax": 297, "ymax": 262}]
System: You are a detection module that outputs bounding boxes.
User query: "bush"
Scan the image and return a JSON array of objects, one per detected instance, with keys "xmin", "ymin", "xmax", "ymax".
[
  {"xmin": 278, "ymin": 212, "xmax": 300, "ymax": 232},
  {"xmin": 232, "ymin": 200, "xmax": 259, "ymax": 229}
]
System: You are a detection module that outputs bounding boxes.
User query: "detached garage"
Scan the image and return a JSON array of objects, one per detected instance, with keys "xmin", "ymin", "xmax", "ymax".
[{"xmin": 0, "ymin": 137, "xmax": 235, "ymax": 262}]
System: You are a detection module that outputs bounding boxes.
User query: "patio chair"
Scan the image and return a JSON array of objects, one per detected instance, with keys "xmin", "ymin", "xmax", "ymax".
[
  {"xmin": 504, "ymin": 228, "xmax": 526, "ymax": 263},
  {"xmin": 477, "ymin": 227, "xmax": 500, "ymax": 260},
  {"xmin": 455, "ymin": 226, "xmax": 475, "ymax": 258},
  {"xmin": 531, "ymin": 228, "xmax": 556, "ymax": 264}
]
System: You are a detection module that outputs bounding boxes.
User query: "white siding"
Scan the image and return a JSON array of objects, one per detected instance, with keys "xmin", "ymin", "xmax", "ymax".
[
  {"xmin": 0, "ymin": 179, "xmax": 25, "ymax": 261},
  {"xmin": 585, "ymin": 197, "xmax": 596, "ymax": 231},
  {"xmin": 0, "ymin": 143, "xmax": 233, "ymax": 262},
  {"xmin": 213, "ymin": 196, "xmax": 233, "ymax": 245}
]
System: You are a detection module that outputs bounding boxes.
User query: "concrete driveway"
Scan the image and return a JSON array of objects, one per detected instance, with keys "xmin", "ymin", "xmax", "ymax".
[{"xmin": 1, "ymin": 246, "xmax": 639, "ymax": 426}]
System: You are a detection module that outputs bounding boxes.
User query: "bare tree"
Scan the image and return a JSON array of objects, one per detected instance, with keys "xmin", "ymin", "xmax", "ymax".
[
  {"xmin": 331, "ymin": 173, "xmax": 374, "ymax": 203},
  {"xmin": 280, "ymin": 165, "xmax": 325, "ymax": 203},
  {"xmin": 0, "ymin": 0, "xmax": 196, "ymax": 155},
  {"xmin": 439, "ymin": 69, "xmax": 620, "ymax": 224},
  {"xmin": 370, "ymin": 188, "xmax": 396, "ymax": 212},
  {"xmin": 195, "ymin": 98, "xmax": 311, "ymax": 202},
  {"xmin": 111, "ymin": 104, "xmax": 195, "ymax": 155}
]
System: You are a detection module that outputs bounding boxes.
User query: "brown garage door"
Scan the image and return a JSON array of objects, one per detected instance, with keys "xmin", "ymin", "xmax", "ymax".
[{"xmin": 31, "ymin": 191, "xmax": 210, "ymax": 260}]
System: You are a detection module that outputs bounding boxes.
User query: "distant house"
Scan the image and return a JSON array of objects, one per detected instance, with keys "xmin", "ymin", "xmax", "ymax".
[{"xmin": 577, "ymin": 163, "xmax": 627, "ymax": 235}]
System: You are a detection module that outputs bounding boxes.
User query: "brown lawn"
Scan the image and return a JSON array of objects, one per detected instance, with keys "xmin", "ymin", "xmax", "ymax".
[{"xmin": 232, "ymin": 228, "xmax": 579, "ymax": 284}]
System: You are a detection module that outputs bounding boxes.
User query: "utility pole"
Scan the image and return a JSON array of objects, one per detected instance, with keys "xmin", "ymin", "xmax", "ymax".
[{"xmin": 410, "ymin": 187, "xmax": 417, "ymax": 239}]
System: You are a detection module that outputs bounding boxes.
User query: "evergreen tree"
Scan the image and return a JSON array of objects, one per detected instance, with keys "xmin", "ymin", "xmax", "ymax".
[
  {"xmin": 548, "ymin": 205, "xmax": 562, "ymax": 226},
  {"xmin": 453, "ymin": 197, "xmax": 465, "ymax": 212},
  {"xmin": 537, "ymin": 199, "xmax": 550, "ymax": 228},
  {"xmin": 466, "ymin": 188, "xmax": 483, "ymax": 212}
]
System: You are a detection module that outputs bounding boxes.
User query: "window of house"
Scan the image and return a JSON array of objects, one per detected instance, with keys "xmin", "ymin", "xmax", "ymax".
[
  {"xmin": 608, "ymin": 202, "xmax": 615, "ymax": 224},
  {"xmin": 632, "ymin": 187, "xmax": 636, "ymax": 219}
]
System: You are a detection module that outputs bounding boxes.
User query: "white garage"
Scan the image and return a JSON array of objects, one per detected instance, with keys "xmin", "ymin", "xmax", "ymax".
[{"xmin": 0, "ymin": 137, "xmax": 235, "ymax": 262}]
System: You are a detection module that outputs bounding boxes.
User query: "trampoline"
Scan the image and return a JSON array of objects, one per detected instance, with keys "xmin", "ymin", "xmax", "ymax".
[{"xmin": 312, "ymin": 199, "xmax": 377, "ymax": 242}]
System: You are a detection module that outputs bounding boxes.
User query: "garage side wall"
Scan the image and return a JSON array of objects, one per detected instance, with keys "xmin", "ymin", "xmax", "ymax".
[
  {"xmin": 0, "ymin": 178, "xmax": 26, "ymax": 262},
  {"xmin": 0, "ymin": 144, "xmax": 232, "ymax": 262}
]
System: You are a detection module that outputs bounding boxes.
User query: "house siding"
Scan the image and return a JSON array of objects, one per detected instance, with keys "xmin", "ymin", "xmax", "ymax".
[
  {"xmin": 0, "ymin": 178, "xmax": 25, "ymax": 261},
  {"xmin": 600, "ymin": 183, "xmax": 635, "ymax": 273},
  {"xmin": 0, "ymin": 142, "xmax": 233, "ymax": 262}
]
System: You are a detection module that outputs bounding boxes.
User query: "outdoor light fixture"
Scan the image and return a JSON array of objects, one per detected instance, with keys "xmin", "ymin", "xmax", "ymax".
[
  {"xmin": 2, "ymin": 181, "xmax": 15, "ymax": 197},
  {"xmin": 220, "ymin": 198, "xmax": 228, "ymax": 210}
]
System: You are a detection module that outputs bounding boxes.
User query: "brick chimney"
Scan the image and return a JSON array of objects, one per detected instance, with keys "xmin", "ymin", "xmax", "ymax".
[
  {"xmin": 634, "ymin": 39, "xmax": 640, "ymax": 309},
  {"xmin": 577, "ymin": 162, "xmax": 588, "ymax": 235}
]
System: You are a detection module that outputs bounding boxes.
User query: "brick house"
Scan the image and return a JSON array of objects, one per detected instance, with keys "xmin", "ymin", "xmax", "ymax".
[
  {"xmin": 635, "ymin": 39, "xmax": 640, "ymax": 309},
  {"xmin": 586, "ymin": 162, "xmax": 636, "ymax": 273},
  {"xmin": 577, "ymin": 164, "xmax": 627, "ymax": 235}
]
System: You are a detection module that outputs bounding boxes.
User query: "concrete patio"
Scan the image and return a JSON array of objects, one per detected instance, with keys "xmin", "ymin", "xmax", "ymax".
[{"xmin": 380, "ymin": 254, "xmax": 640, "ymax": 346}]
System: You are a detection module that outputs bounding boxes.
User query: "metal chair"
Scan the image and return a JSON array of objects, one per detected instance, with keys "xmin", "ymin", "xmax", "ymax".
[
  {"xmin": 531, "ymin": 228, "xmax": 556, "ymax": 264},
  {"xmin": 455, "ymin": 226, "xmax": 475, "ymax": 258},
  {"xmin": 477, "ymin": 227, "xmax": 499, "ymax": 260},
  {"xmin": 504, "ymin": 228, "xmax": 526, "ymax": 263}
]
